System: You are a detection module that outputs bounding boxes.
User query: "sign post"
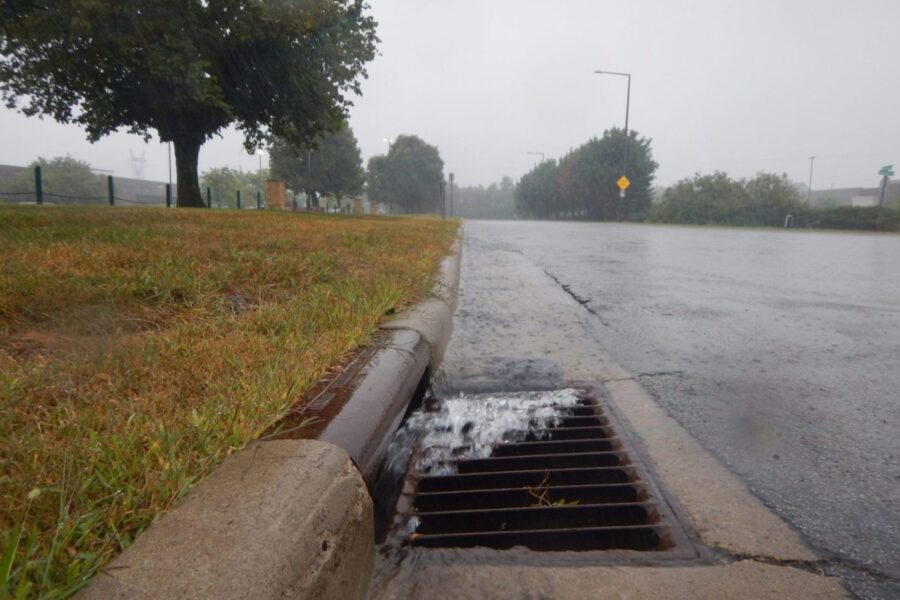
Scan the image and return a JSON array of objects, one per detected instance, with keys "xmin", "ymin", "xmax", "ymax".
[{"xmin": 878, "ymin": 165, "xmax": 893, "ymax": 207}]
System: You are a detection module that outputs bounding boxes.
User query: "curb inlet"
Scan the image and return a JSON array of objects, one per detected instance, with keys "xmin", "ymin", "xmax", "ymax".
[{"xmin": 385, "ymin": 388, "xmax": 694, "ymax": 556}]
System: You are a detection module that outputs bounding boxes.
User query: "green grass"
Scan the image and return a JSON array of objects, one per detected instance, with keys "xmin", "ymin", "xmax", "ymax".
[{"xmin": 0, "ymin": 206, "xmax": 458, "ymax": 598}]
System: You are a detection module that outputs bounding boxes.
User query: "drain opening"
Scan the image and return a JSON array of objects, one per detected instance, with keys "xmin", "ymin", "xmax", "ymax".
[{"xmin": 385, "ymin": 388, "xmax": 691, "ymax": 554}]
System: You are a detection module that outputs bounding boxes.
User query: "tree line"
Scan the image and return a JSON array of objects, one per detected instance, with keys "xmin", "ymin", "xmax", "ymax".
[
  {"xmin": 515, "ymin": 128, "xmax": 658, "ymax": 221},
  {"xmin": 267, "ymin": 128, "xmax": 446, "ymax": 214},
  {"xmin": 651, "ymin": 171, "xmax": 899, "ymax": 231}
]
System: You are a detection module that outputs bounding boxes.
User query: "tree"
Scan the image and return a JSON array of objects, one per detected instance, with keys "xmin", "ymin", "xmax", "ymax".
[
  {"xmin": 743, "ymin": 172, "xmax": 804, "ymax": 226},
  {"xmin": 366, "ymin": 135, "xmax": 444, "ymax": 214},
  {"xmin": 0, "ymin": 1, "xmax": 377, "ymax": 207},
  {"xmin": 515, "ymin": 161, "xmax": 559, "ymax": 219},
  {"xmin": 652, "ymin": 172, "xmax": 805, "ymax": 226},
  {"xmin": 514, "ymin": 128, "xmax": 657, "ymax": 221},
  {"xmin": 557, "ymin": 128, "xmax": 657, "ymax": 220},
  {"xmin": 0, "ymin": 156, "xmax": 106, "ymax": 203},
  {"xmin": 269, "ymin": 125, "xmax": 364, "ymax": 209},
  {"xmin": 653, "ymin": 172, "xmax": 747, "ymax": 224},
  {"xmin": 455, "ymin": 176, "xmax": 517, "ymax": 219}
]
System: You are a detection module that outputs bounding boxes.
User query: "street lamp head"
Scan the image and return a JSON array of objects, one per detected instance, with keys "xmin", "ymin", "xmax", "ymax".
[{"xmin": 594, "ymin": 69, "xmax": 631, "ymax": 78}]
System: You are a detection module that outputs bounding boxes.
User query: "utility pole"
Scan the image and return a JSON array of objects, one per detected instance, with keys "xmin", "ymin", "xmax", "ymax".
[
  {"xmin": 306, "ymin": 150, "xmax": 312, "ymax": 210},
  {"xmin": 877, "ymin": 164, "xmax": 894, "ymax": 207},
  {"xmin": 167, "ymin": 142, "xmax": 173, "ymax": 188},
  {"xmin": 807, "ymin": 155, "xmax": 816, "ymax": 205},
  {"xmin": 449, "ymin": 173, "xmax": 455, "ymax": 218}
]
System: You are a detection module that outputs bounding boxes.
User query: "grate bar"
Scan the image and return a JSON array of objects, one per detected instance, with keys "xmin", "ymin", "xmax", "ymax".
[
  {"xmin": 413, "ymin": 482, "xmax": 647, "ymax": 511},
  {"xmin": 410, "ymin": 501, "xmax": 660, "ymax": 534},
  {"xmin": 417, "ymin": 466, "xmax": 638, "ymax": 492},
  {"xmin": 490, "ymin": 438, "xmax": 620, "ymax": 456},
  {"xmin": 411, "ymin": 525, "xmax": 669, "ymax": 551},
  {"xmin": 454, "ymin": 451, "xmax": 626, "ymax": 474},
  {"xmin": 529, "ymin": 426, "xmax": 614, "ymax": 441}
]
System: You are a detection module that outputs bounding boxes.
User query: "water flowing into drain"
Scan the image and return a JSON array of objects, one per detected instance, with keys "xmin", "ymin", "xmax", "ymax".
[
  {"xmin": 403, "ymin": 388, "xmax": 585, "ymax": 476},
  {"xmin": 377, "ymin": 388, "xmax": 697, "ymax": 557}
]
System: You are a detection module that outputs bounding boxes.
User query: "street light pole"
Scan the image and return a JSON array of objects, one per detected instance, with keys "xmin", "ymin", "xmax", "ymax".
[
  {"xmin": 449, "ymin": 172, "xmax": 455, "ymax": 218},
  {"xmin": 595, "ymin": 70, "xmax": 632, "ymax": 195},
  {"xmin": 807, "ymin": 155, "xmax": 816, "ymax": 205}
]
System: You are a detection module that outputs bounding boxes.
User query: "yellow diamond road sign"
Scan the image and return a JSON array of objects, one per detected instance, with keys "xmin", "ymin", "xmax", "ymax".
[{"xmin": 617, "ymin": 176, "xmax": 631, "ymax": 191}]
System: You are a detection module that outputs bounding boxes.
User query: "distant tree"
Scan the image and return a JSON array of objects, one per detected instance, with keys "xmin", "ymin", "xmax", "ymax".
[
  {"xmin": 456, "ymin": 176, "xmax": 517, "ymax": 219},
  {"xmin": 200, "ymin": 167, "xmax": 263, "ymax": 208},
  {"xmin": 743, "ymin": 172, "xmax": 804, "ymax": 226},
  {"xmin": 0, "ymin": 1, "xmax": 377, "ymax": 207},
  {"xmin": 269, "ymin": 125, "xmax": 364, "ymax": 209},
  {"xmin": 515, "ymin": 161, "xmax": 559, "ymax": 219},
  {"xmin": 366, "ymin": 155, "xmax": 391, "ymax": 212},
  {"xmin": 653, "ymin": 172, "xmax": 805, "ymax": 226},
  {"xmin": 366, "ymin": 135, "xmax": 444, "ymax": 214},
  {"xmin": 557, "ymin": 128, "xmax": 657, "ymax": 220},
  {"xmin": 0, "ymin": 156, "xmax": 105, "ymax": 203},
  {"xmin": 653, "ymin": 172, "xmax": 749, "ymax": 224}
]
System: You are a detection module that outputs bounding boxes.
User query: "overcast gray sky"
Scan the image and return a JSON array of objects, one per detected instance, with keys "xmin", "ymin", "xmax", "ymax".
[{"xmin": 1, "ymin": 0, "xmax": 898, "ymax": 190}]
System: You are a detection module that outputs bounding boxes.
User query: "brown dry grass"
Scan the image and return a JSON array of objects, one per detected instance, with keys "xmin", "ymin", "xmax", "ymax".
[{"xmin": 0, "ymin": 206, "xmax": 458, "ymax": 598}]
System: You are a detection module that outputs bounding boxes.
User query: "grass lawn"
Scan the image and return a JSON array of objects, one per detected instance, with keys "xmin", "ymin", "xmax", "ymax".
[{"xmin": 0, "ymin": 206, "xmax": 458, "ymax": 598}]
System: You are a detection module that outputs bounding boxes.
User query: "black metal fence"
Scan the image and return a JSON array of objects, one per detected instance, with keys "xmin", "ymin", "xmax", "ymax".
[{"xmin": 0, "ymin": 166, "xmax": 267, "ymax": 209}]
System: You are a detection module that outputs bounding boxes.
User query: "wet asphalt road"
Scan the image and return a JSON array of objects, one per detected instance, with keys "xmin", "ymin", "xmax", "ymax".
[{"xmin": 439, "ymin": 220, "xmax": 899, "ymax": 599}]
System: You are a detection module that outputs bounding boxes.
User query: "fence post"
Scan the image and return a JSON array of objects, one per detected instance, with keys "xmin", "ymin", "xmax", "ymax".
[
  {"xmin": 34, "ymin": 166, "xmax": 43, "ymax": 205},
  {"xmin": 206, "ymin": 187, "xmax": 212, "ymax": 208},
  {"xmin": 165, "ymin": 184, "xmax": 172, "ymax": 208},
  {"xmin": 107, "ymin": 175, "xmax": 115, "ymax": 206},
  {"xmin": 236, "ymin": 190, "xmax": 241, "ymax": 210},
  {"xmin": 257, "ymin": 190, "xmax": 261, "ymax": 210}
]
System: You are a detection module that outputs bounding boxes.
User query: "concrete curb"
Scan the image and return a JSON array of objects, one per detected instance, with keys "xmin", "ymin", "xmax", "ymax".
[
  {"xmin": 317, "ymin": 328, "xmax": 430, "ymax": 486},
  {"xmin": 381, "ymin": 236, "xmax": 462, "ymax": 369},
  {"xmin": 78, "ymin": 230, "xmax": 463, "ymax": 600},
  {"xmin": 78, "ymin": 440, "xmax": 373, "ymax": 600}
]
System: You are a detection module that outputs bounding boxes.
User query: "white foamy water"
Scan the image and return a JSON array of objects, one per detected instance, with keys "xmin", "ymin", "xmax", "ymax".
[{"xmin": 404, "ymin": 388, "xmax": 584, "ymax": 476}]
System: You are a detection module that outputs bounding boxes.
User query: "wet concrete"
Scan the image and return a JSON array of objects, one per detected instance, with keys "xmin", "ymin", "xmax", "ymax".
[{"xmin": 436, "ymin": 221, "xmax": 899, "ymax": 599}]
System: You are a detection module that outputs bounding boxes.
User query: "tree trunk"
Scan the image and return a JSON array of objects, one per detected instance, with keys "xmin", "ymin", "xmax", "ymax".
[{"xmin": 174, "ymin": 136, "xmax": 205, "ymax": 208}]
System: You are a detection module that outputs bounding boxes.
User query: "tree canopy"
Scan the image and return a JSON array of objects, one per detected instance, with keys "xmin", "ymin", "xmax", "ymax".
[
  {"xmin": 515, "ymin": 128, "xmax": 658, "ymax": 220},
  {"xmin": 366, "ymin": 135, "xmax": 444, "ymax": 214},
  {"xmin": 0, "ymin": 1, "xmax": 378, "ymax": 207},
  {"xmin": 455, "ymin": 177, "xmax": 516, "ymax": 219},
  {"xmin": 651, "ymin": 172, "xmax": 804, "ymax": 226},
  {"xmin": 269, "ymin": 125, "xmax": 364, "ymax": 208},
  {"xmin": 515, "ymin": 161, "xmax": 560, "ymax": 219}
]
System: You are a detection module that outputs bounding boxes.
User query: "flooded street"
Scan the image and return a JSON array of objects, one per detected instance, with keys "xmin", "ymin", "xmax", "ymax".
[{"xmin": 437, "ymin": 221, "xmax": 899, "ymax": 598}]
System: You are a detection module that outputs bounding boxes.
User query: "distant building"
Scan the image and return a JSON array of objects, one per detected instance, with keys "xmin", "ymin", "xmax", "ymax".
[
  {"xmin": 851, "ymin": 195, "xmax": 879, "ymax": 207},
  {"xmin": 809, "ymin": 181, "xmax": 900, "ymax": 208}
]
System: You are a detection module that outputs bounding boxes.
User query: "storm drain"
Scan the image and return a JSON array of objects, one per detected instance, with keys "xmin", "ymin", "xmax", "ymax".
[{"xmin": 385, "ymin": 388, "xmax": 693, "ymax": 556}]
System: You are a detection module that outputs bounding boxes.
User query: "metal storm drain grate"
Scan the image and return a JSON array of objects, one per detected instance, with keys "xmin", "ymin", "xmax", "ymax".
[{"xmin": 383, "ymin": 388, "xmax": 694, "ymax": 556}]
